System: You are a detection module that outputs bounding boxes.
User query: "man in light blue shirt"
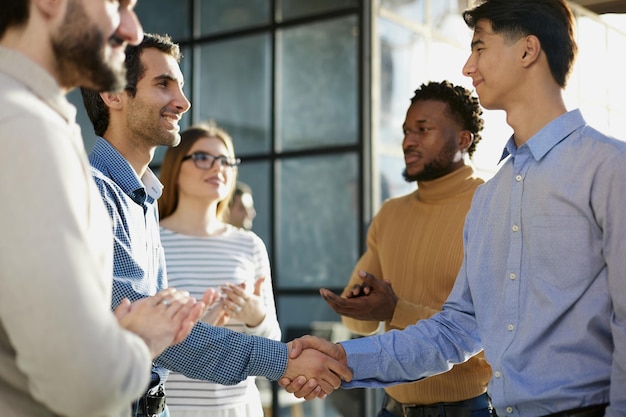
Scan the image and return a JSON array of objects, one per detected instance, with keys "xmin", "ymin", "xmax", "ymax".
[{"xmin": 285, "ymin": 1, "xmax": 626, "ymax": 416}]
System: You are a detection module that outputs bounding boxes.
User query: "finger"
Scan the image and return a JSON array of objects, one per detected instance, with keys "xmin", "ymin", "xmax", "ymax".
[
  {"xmin": 320, "ymin": 290, "xmax": 349, "ymax": 313},
  {"xmin": 154, "ymin": 288, "xmax": 175, "ymax": 305},
  {"xmin": 316, "ymin": 377, "xmax": 337, "ymax": 396},
  {"xmin": 314, "ymin": 386, "xmax": 327, "ymax": 400},
  {"xmin": 279, "ymin": 375, "xmax": 305, "ymax": 392},
  {"xmin": 253, "ymin": 276, "xmax": 266, "ymax": 296},
  {"xmin": 349, "ymin": 284, "xmax": 363, "ymax": 297},
  {"xmin": 305, "ymin": 385, "xmax": 324, "ymax": 401},
  {"xmin": 358, "ymin": 270, "xmax": 380, "ymax": 286},
  {"xmin": 320, "ymin": 288, "xmax": 341, "ymax": 302},
  {"xmin": 172, "ymin": 319, "xmax": 195, "ymax": 345},
  {"xmin": 328, "ymin": 357, "xmax": 353, "ymax": 382},
  {"xmin": 292, "ymin": 378, "xmax": 319, "ymax": 399}
]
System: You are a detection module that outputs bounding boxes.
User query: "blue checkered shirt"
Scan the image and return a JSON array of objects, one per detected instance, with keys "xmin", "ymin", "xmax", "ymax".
[{"xmin": 89, "ymin": 137, "xmax": 287, "ymax": 391}]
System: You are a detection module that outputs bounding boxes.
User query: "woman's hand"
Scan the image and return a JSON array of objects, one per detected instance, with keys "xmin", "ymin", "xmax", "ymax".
[{"xmin": 221, "ymin": 277, "xmax": 267, "ymax": 327}]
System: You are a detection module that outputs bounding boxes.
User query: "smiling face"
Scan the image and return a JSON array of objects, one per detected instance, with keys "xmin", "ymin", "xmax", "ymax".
[
  {"xmin": 124, "ymin": 47, "xmax": 190, "ymax": 148},
  {"xmin": 401, "ymin": 99, "xmax": 468, "ymax": 182},
  {"xmin": 51, "ymin": 0, "xmax": 143, "ymax": 91},
  {"xmin": 462, "ymin": 19, "xmax": 525, "ymax": 111},
  {"xmin": 177, "ymin": 136, "xmax": 237, "ymax": 205}
]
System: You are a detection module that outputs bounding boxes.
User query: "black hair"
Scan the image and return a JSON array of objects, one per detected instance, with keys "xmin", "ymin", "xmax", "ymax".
[
  {"xmin": 463, "ymin": 0, "xmax": 577, "ymax": 88},
  {"xmin": 80, "ymin": 33, "xmax": 182, "ymax": 137},
  {"xmin": 0, "ymin": 0, "xmax": 29, "ymax": 39},
  {"xmin": 410, "ymin": 81, "xmax": 484, "ymax": 158}
]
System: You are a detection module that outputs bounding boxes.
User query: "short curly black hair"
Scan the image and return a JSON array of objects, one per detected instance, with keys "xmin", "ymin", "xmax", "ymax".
[{"xmin": 410, "ymin": 80, "xmax": 484, "ymax": 158}]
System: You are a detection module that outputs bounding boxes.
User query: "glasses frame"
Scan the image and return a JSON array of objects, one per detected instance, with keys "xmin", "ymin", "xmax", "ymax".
[{"xmin": 182, "ymin": 152, "xmax": 241, "ymax": 170}]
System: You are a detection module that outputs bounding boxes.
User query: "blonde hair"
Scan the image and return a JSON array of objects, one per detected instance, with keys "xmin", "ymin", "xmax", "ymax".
[{"xmin": 159, "ymin": 122, "xmax": 237, "ymax": 221}]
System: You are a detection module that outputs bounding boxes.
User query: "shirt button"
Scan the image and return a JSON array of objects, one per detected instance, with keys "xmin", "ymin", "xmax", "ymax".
[
  {"xmin": 515, "ymin": 175, "xmax": 522, "ymax": 182},
  {"xmin": 507, "ymin": 407, "xmax": 513, "ymax": 413},
  {"xmin": 512, "ymin": 225, "xmax": 519, "ymax": 232},
  {"xmin": 508, "ymin": 324, "xmax": 515, "ymax": 331},
  {"xmin": 494, "ymin": 371, "xmax": 501, "ymax": 378},
  {"xmin": 509, "ymin": 273, "xmax": 516, "ymax": 280}
]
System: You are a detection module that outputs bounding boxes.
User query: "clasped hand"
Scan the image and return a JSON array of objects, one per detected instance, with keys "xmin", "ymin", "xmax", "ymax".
[
  {"xmin": 320, "ymin": 270, "xmax": 398, "ymax": 321},
  {"xmin": 279, "ymin": 335, "xmax": 352, "ymax": 400}
]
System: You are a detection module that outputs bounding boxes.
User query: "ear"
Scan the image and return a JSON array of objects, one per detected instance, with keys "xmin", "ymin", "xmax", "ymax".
[
  {"xmin": 458, "ymin": 130, "xmax": 474, "ymax": 153},
  {"xmin": 99, "ymin": 91, "xmax": 125, "ymax": 110},
  {"xmin": 33, "ymin": 0, "xmax": 64, "ymax": 19},
  {"xmin": 520, "ymin": 35, "xmax": 541, "ymax": 68}
]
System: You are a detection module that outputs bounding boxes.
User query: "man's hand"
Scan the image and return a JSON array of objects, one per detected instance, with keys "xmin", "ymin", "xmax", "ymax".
[
  {"xmin": 320, "ymin": 270, "xmax": 398, "ymax": 321},
  {"xmin": 114, "ymin": 288, "xmax": 205, "ymax": 358},
  {"xmin": 278, "ymin": 336, "xmax": 350, "ymax": 400}
]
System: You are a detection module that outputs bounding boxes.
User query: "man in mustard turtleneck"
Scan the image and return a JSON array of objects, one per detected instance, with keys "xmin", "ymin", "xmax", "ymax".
[{"xmin": 321, "ymin": 80, "xmax": 493, "ymax": 417}]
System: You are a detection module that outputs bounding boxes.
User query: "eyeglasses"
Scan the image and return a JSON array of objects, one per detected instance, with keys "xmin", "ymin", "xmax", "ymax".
[{"xmin": 182, "ymin": 152, "xmax": 240, "ymax": 170}]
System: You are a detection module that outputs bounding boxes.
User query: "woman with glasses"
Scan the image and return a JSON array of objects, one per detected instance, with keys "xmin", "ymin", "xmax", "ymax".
[{"xmin": 158, "ymin": 123, "xmax": 280, "ymax": 417}]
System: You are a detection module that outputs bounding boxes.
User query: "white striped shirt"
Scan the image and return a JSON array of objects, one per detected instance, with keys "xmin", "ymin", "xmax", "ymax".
[{"xmin": 161, "ymin": 225, "xmax": 280, "ymax": 415}]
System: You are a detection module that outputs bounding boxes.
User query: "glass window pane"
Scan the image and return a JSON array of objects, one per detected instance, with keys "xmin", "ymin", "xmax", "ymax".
[
  {"xmin": 277, "ymin": 154, "xmax": 359, "ymax": 289},
  {"xmin": 235, "ymin": 160, "xmax": 272, "ymax": 256},
  {"xmin": 277, "ymin": 0, "xmax": 357, "ymax": 21},
  {"xmin": 379, "ymin": 154, "xmax": 414, "ymax": 201},
  {"xmin": 428, "ymin": 39, "xmax": 471, "ymax": 87},
  {"xmin": 277, "ymin": 16, "xmax": 359, "ymax": 151},
  {"xmin": 430, "ymin": 0, "xmax": 465, "ymax": 27},
  {"xmin": 607, "ymin": 28, "xmax": 626, "ymax": 112},
  {"xmin": 199, "ymin": 0, "xmax": 270, "ymax": 36},
  {"xmin": 196, "ymin": 35, "xmax": 272, "ymax": 154},
  {"xmin": 378, "ymin": 18, "xmax": 427, "ymax": 146},
  {"xmin": 135, "ymin": 0, "xmax": 190, "ymax": 40},
  {"xmin": 576, "ymin": 16, "xmax": 609, "ymax": 104},
  {"xmin": 380, "ymin": 0, "xmax": 426, "ymax": 24}
]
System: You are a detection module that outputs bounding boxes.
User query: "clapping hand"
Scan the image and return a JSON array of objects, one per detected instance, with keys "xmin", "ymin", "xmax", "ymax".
[
  {"xmin": 320, "ymin": 270, "xmax": 398, "ymax": 321},
  {"xmin": 115, "ymin": 288, "xmax": 208, "ymax": 358},
  {"xmin": 202, "ymin": 277, "xmax": 267, "ymax": 327}
]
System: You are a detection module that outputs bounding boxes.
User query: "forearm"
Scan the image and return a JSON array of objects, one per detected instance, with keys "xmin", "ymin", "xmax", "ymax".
[
  {"xmin": 156, "ymin": 322, "xmax": 287, "ymax": 384},
  {"xmin": 340, "ymin": 312, "xmax": 481, "ymax": 388},
  {"xmin": 389, "ymin": 298, "xmax": 440, "ymax": 329}
]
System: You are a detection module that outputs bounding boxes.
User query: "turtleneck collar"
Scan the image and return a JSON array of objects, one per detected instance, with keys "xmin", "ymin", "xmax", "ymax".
[{"xmin": 415, "ymin": 165, "xmax": 479, "ymax": 204}]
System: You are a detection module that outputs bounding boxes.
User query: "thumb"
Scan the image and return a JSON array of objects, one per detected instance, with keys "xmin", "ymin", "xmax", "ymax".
[
  {"xmin": 113, "ymin": 298, "xmax": 132, "ymax": 321},
  {"xmin": 253, "ymin": 276, "xmax": 266, "ymax": 296}
]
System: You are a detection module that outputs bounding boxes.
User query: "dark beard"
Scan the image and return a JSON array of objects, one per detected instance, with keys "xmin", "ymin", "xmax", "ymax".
[
  {"xmin": 402, "ymin": 161, "xmax": 453, "ymax": 182},
  {"xmin": 52, "ymin": 1, "xmax": 126, "ymax": 92},
  {"xmin": 402, "ymin": 139, "xmax": 459, "ymax": 182}
]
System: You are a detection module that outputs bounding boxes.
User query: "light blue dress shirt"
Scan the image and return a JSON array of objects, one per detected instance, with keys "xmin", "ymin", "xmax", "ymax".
[
  {"xmin": 89, "ymin": 137, "xmax": 287, "ymax": 389},
  {"xmin": 341, "ymin": 110, "xmax": 626, "ymax": 417}
]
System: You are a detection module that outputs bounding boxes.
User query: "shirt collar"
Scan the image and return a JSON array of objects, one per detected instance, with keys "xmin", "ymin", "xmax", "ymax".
[
  {"xmin": 0, "ymin": 46, "xmax": 76, "ymax": 124},
  {"xmin": 498, "ymin": 109, "xmax": 586, "ymax": 163},
  {"xmin": 91, "ymin": 137, "xmax": 163, "ymax": 204}
]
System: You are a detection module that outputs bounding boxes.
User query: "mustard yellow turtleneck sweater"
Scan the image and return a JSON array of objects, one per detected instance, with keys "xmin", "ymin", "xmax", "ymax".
[{"xmin": 341, "ymin": 165, "xmax": 492, "ymax": 405}]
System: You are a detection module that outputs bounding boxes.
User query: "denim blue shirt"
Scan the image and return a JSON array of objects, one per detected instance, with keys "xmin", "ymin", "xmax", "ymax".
[
  {"xmin": 341, "ymin": 110, "xmax": 626, "ymax": 417},
  {"xmin": 89, "ymin": 138, "xmax": 288, "ymax": 389}
]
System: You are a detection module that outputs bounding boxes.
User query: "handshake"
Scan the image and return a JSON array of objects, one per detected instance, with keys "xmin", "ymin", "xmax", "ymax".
[
  {"xmin": 280, "ymin": 335, "xmax": 352, "ymax": 399},
  {"xmin": 116, "ymin": 286, "xmax": 354, "ymax": 398}
]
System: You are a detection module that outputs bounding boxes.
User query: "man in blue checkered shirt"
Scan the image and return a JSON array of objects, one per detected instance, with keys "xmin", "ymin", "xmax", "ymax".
[{"xmin": 81, "ymin": 33, "xmax": 351, "ymax": 417}]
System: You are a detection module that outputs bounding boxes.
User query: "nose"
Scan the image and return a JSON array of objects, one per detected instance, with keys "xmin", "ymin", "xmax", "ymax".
[
  {"xmin": 174, "ymin": 87, "xmax": 191, "ymax": 114},
  {"xmin": 462, "ymin": 54, "xmax": 475, "ymax": 77},
  {"xmin": 117, "ymin": 7, "xmax": 144, "ymax": 46}
]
